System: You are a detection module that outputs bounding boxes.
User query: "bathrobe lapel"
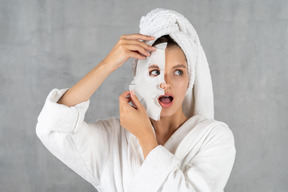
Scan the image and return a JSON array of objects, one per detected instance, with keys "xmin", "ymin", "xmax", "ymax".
[{"xmin": 127, "ymin": 117, "xmax": 219, "ymax": 175}]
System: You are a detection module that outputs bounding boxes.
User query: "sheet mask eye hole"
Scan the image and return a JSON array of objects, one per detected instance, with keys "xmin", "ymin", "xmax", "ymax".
[{"xmin": 149, "ymin": 70, "xmax": 160, "ymax": 77}]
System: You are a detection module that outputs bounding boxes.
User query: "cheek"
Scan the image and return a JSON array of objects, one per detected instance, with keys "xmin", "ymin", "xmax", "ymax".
[{"xmin": 172, "ymin": 76, "xmax": 189, "ymax": 95}]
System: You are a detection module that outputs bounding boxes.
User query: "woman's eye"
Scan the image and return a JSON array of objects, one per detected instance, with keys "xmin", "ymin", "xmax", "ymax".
[
  {"xmin": 175, "ymin": 70, "xmax": 183, "ymax": 76},
  {"xmin": 149, "ymin": 70, "xmax": 160, "ymax": 76}
]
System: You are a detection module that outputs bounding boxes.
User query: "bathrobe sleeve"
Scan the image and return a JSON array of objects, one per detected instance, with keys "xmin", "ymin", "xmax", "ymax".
[
  {"xmin": 35, "ymin": 88, "xmax": 113, "ymax": 188},
  {"xmin": 128, "ymin": 124, "xmax": 236, "ymax": 192}
]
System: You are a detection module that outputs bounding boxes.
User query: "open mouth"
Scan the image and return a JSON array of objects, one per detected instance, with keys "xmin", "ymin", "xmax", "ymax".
[{"xmin": 158, "ymin": 94, "xmax": 174, "ymax": 107}]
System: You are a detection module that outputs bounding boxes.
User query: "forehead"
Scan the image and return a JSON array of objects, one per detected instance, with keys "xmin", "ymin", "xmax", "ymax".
[
  {"xmin": 165, "ymin": 46, "xmax": 187, "ymax": 65},
  {"xmin": 148, "ymin": 46, "xmax": 187, "ymax": 69}
]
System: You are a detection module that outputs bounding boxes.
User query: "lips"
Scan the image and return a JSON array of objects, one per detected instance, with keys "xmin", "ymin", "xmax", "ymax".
[{"xmin": 158, "ymin": 94, "xmax": 174, "ymax": 108}]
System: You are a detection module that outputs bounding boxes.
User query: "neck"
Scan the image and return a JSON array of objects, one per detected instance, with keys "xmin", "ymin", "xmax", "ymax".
[{"xmin": 150, "ymin": 107, "xmax": 188, "ymax": 145}]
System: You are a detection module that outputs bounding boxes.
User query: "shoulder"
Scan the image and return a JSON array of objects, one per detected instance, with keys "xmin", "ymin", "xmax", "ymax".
[
  {"xmin": 201, "ymin": 118, "xmax": 236, "ymax": 153},
  {"xmin": 190, "ymin": 115, "xmax": 235, "ymax": 150},
  {"xmin": 191, "ymin": 115, "xmax": 235, "ymax": 139},
  {"xmin": 210, "ymin": 119, "xmax": 235, "ymax": 143},
  {"xmin": 194, "ymin": 115, "xmax": 234, "ymax": 140}
]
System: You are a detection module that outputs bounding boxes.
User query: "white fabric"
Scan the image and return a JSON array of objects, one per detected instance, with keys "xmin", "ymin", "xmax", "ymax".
[
  {"xmin": 36, "ymin": 88, "xmax": 236, "ymax": 192},
  {"xmin": 129, "ymin": 42, "xmax": 167, "ymax": 121},
  {"xmin": 131, "ymin": 8, "xmax": 214, "ymax": 119}
]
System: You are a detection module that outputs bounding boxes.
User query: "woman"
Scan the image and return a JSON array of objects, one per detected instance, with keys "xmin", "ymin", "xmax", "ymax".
[{"xmin": 36, "ymin": 8, "xmax": 236, "ymax": 192}]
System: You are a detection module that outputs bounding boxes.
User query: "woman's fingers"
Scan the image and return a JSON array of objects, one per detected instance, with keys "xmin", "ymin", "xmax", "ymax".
[
  {"xmin": 119, "ymin": 91, "xmax": 130, "ymax": 104},
  {"xmin": 119, "ymin": 90, "xmax": 142, "ymax": 111},
  {"xmin": 128, "ymin": 51, "xmax": 147, "ymax": 60},
  {"xmin": 102, "ymin": 33, "xmax": 155, "ymax": 71},
  {"xmin": 117, "ymin": 33, "xmax": 157, "ymax": 61},
  {"xmin": 120, "ymin": 33, "xmax": 155, "ymax": 41},
  {"xmin": 119, "ymin": 91, "xmax": 136, "ymax": 110},
  {"xmin": 127, "ymin": 39, "xmax": 157, "ymax": 52},
  {"xmin": 125, "ymin": 93, "xmax": 137, "ymax": 108},
  {"xmin": 130, "ymin": 90, "xmax": 144, "ymax": 111},
  {"xmin": 121, "ymin": 33, "xmax": 156, "ymax": 55},
  {"xmin": 125, "ymin": 44, "xmax": 151, "ymax": 57},
  {"xmin": 120, "ymin": 38, "xmax": 156, "ymax": 56}
]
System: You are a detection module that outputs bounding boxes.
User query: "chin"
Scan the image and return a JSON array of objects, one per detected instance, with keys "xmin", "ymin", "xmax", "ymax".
[
  {"xmin": 160, "ymin": 108, "xmax": 177, "ymax": 118},
  {"xmin": 160, "ymin": 101, "xmax": 184, "ymax": 118}
]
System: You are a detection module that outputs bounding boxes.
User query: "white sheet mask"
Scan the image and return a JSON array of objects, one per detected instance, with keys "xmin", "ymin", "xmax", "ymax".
[{"xmin": 129, "ymin": 42, "xmax": 167, "ymax": 121}]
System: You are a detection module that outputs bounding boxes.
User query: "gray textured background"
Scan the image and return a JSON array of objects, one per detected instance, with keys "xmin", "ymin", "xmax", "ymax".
[{"xmin": 0, "ymin": 0, "xmax": 287, "ymax": 191}]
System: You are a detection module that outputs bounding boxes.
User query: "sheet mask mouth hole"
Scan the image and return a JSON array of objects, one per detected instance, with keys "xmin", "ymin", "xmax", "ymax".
[{"xmin": 159, "ymin": 96, "xmax": 173, "ymax": 103}]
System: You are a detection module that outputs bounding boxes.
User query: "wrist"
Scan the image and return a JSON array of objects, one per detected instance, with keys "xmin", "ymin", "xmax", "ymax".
[
  {"xmin": 137, "ymin": 135, "xmax": 158, "ymax": 159},
  {"xmin": 99, "ymin": 59, "xmax": 118, "ymax": 72},
  {"xmin": 137, "ymin": 132, "xmax": 156, "ymax": 145}
]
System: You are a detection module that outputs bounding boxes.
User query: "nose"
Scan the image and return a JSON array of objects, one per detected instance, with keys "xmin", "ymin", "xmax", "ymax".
[
  {"xmin": 160, "ymin": 82, "xmax": 171, "ymax": 90},
  {"xmin": 160, "ymin": 83, "xmax": 165, "ymax": 89},
  {"xmin": 159, "ymin": 72, "xmax": 171, "ymax": 90}
]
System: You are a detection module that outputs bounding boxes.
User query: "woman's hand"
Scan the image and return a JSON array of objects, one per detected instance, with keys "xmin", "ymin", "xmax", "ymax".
[
  {"xmin": 101, "ymin": 33, "xmax": 157, "ymax": 71},
  {"xmin": 119, "ymin": 90, "xmax": 155, "ymax": 140},
  {"xmin": 119, "ymin": 90, "xmax": 159, "ymax": 159}
]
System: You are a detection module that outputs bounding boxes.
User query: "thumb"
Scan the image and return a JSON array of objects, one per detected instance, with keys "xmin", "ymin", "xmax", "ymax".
[{"xmin": 130, "ymin": 90, "xmax": 144, "ymax": 110}]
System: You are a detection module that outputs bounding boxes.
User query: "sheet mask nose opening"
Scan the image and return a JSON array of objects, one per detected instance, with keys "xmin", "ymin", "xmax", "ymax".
[
  {"xmin": 157, "ymin": 83, "xmax": 163, "ymax": 90},
  {"xmin": 160, "ymin": 82, "xmax": 166, "ymax": 89}
]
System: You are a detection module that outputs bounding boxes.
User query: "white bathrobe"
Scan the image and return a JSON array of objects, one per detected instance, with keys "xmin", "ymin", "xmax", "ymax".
[{"xmin": 36, "ymin": 88, "xmax": 236, "ymax": 192}]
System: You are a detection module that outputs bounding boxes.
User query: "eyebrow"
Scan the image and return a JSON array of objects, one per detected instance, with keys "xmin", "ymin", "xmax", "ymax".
[
  {"xmin": 148, "ymin": 64, "xmax": 187, "ymax": 69},
  {"xmin": 172, "ymin": 64, "xmax": 186, "ymax": 69},
  {"xmin": 149, "ymin": 64, "xmax": 159, "ymax": 69}
]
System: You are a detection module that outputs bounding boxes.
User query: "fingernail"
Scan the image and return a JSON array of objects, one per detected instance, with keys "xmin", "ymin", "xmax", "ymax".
[{"xmin": 131, "ymin": 90, "xmax": 134, "ymax": 95}]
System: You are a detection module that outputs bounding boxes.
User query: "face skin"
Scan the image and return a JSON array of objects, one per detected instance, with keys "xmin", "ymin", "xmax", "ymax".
[{"xmin": 149, "ymin": 45, "xmax": 190, "ymax": 145}]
